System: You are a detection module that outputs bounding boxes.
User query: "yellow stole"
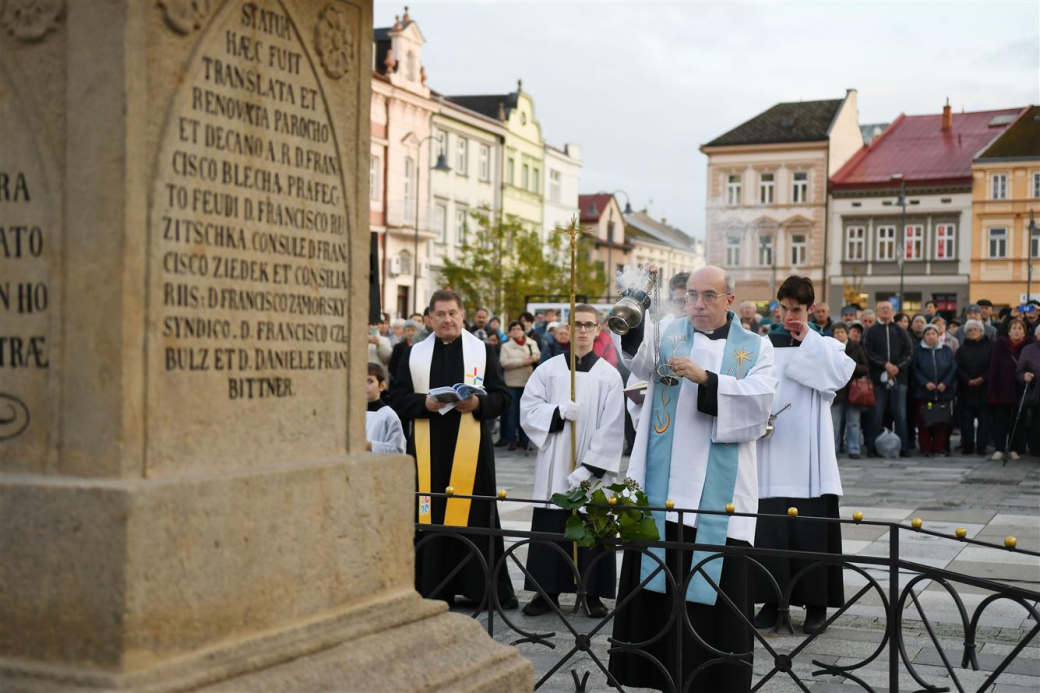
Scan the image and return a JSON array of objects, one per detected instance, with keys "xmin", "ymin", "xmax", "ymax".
[{"xmin": 409, "ymin": 331, "xmax": 487, "ymax": 526}]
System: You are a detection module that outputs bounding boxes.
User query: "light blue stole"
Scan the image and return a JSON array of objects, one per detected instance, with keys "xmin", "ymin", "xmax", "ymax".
[{"xmin": 640, "ymin": 312, "xmax": 761, "ymax": 605}]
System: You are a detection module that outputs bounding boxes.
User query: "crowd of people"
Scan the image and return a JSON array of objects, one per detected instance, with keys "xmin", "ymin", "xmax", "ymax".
[{"xmin": 359, "ymin": 272, "xmax": 1039, "ymax": 693}]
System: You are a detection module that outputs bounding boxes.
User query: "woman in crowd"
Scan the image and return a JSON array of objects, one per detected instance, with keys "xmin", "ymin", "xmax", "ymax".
[
  {"xmin": 910, "ymin": 314, "xmax": 927, "ymax": 341},
  {"xmin": 932, "ymin": 316, "xmax": 959, "ymax": 354},
  {"xmin": 831, "ymin": 322, "xmax": 869, "ymax": 458},
  {"xmin": 1015, "ymin": 324, "xmax": 1040, "ymax": 457},
  {"xmin": 499, "ymin": 320, "xmax": 541, "ymax": 451},
  {"xmin": 895, "ymin": 312, "xmax": 910, "ymax": 331},
  {"xmin": 955, "ymin": 320, "xmax": 992, "ymax": 456},
  {"xmin": 911, "ymin": 324, "xmax": 956, "ymax": 457},
  {"xmin": 989, "ymin": 318, "xmax": 1034, "ymax": 461}
]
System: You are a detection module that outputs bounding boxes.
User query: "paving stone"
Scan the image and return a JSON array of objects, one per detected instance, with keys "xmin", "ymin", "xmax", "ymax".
[{"xmin": 915, "ymin": 646, "xmax": 1040, "ymax": 676}]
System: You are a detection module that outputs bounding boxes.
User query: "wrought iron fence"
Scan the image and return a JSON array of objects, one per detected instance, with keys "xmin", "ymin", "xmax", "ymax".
[{"xmin": 414, "ymin": 490, "xmax": 1039, "ymax": 693}]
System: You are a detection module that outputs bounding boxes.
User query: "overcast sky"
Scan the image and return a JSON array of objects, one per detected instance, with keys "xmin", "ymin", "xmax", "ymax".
[{"xmin": 373, "ymin": 1, "xmax": 1039, "ymax": 238}]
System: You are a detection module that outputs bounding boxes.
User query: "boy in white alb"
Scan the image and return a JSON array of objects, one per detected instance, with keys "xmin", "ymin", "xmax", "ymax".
[{"xmin": 365, "ymin": 363, "xmax": 406, "ymax": 454}]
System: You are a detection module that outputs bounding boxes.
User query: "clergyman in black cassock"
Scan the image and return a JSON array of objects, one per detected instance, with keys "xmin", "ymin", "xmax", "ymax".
[{"xmin": 391, "ymin": 293, "xmax": 516, "ymax": 608}]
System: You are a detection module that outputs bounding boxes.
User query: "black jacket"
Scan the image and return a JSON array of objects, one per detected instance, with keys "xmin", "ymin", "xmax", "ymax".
[
  {"xmin": 955, "ymin": 337, "xmax": 992, "ymax": 405},
  {"xmin": 863, "ymin": 321, "xmax": 914, "ymax": 385},
  {"xmin": 911, "ymin": 343, "xmax": 956, "ymax": 401}
]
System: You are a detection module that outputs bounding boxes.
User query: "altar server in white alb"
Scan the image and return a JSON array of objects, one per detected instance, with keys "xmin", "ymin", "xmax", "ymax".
[
  {"xmin": 520, "ymin": 304, "xmax": 626, "ymax": 618},
  {"xmin": 753, "ymin": 276, "xmax": 855, "ymax": 635},
  {"xmin": 607, "ymin": 266, "xmax": 778, "ymax": 693},
  {"xmin": 364, "ymin": 363, "xmax": 406, "ymax": 453}
]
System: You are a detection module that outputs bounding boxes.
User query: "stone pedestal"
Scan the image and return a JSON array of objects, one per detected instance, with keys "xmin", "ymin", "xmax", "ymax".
[{"xmin": 0, "ymin": 1, "xmax": 530, "ymax": 690}]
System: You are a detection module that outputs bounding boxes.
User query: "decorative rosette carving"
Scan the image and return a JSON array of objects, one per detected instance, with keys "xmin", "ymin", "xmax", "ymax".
[
  {"xmin": 314, "ymin": 4, "xmax": 352, "ymax": 80},
  {"xmin": 158, "ymin": 0, "xmax": 212, "ymax": 36},
  {"xmin": 0, "ymin": 0, "xmax": 64, "ymax": 42}
]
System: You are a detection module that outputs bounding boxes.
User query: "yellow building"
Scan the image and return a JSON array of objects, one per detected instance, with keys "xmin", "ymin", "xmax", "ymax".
[
  {"xmin": 970, "ymin": 105, "xmax": 1040, "ymax": 307},
  {"xmin": 451, "ymin": 81, "xmax": 545, "ymax": 234}
]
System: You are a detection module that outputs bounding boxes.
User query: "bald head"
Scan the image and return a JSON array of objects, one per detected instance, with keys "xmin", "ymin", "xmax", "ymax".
[
  {"xmin": 690, "ymin": 266, "xmax": 734, "ymax": 294},
  {"xmin": 686, "ymin": 265, "xmax": 735, "ymax": 330}
]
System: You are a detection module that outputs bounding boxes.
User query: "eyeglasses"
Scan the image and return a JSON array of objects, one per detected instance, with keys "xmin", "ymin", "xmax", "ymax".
[
  {"xmin": 685, "ymin": 291, "xmax": 731, "ymax": 306},
  {"xmin": 574, "ymin": 322, "xmax": 599, "ymax": 332}
]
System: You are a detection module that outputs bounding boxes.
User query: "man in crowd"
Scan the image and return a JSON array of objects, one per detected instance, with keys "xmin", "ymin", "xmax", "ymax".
[
  {"xmin": 739, "ymin": 300, "xmax": 762, "ymax": 333},
  {"xmin": 520, "ymin": 304, "xmax": 625, "ymax": 618},
  {"xmin": 471, "ymin": 307, "xmax": 491, "ymax": 334},
  {"xmin": 608, "ymin": 266, "xmax": 777, "ymax": 692},
  {"xmin": 390, "ymin": 290, "xmax": 517, "ymax": 609},
  {"xmin": 668, "ymin": 272, "xmax": 691, "ymax": 318},
  {"xmin": 966, "ymin": 303, "xmax": 997, "ymax": 341},
  {"xmin": 412, "ymin": 309, "xmax": 432, "ymax": 342},
  {"xmin": 863, "ymin": 301, "xmax": 913, "ymax": 457},
  {"xmin": 519, "ymin": 311, "xmax": 547, "ymax": 352},
  {"xmin": 860, "ymin": 309, "xmax": 877, "ymax": 331},
  {"xmin": 811, "ymin": 302, "xmax": 834, "ymax": 336},
  {"xmin": 977, "ymin": 299, "xmax": 997, "ymax": 331},
  {"xmin": 841, "ymin": 305, "xmax": 859, "ymax": 324},
  {"xmin": 924, "ymin": 300, "xmax": 938, "ymax": 320},
  {"xmin": 754, "ymin": 276, "xmax": 854, "ymax": 635}
]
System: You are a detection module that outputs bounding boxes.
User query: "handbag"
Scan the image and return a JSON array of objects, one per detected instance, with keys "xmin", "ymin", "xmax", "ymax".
[
  {"xmin": 848, "ymin": 377, "xmax": 876, "ymax": 408},
  {"xmin": 921, "ymin": 399, "xmax": 953, "ymax": 428}
]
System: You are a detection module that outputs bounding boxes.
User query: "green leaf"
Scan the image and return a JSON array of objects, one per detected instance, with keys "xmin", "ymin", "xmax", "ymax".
[
  {"xmin": 551, "ymin": 492, "xmax": 585, "ymax": 510},
  {"xmin": 564, "ymin": 514, "xmax": 587, "ymax": 541},
  {"xmin": 607, "ymin": 483, "xmax": 628, "ymax": 493},
  {"xmin": 634, "ymin": 517, "xmax": 661, "ymax": 541},
  {"xmin": 577, "ymin": 533, "xmax": 597, "ymax": 548},
  {"xmin": 590, "ymin": 488, "xmax": 608, "ymax": 507}
]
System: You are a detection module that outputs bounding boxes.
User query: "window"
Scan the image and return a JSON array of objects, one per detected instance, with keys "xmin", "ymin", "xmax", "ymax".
[
  {"xmin": 434, "ymin": 203, "xmax": 447, "ymax": 243},
  {"xmin": 990, "ymin": 173, "xmax": 1008, "ymax": 200},
  {"xmin": 759, "ymin": 172, "xmax": 775, "ymax": 204},
  {"xmin": 532, "ymin": 168, "xmax": 540, "ymax": 192},
  {"xmin": 522, "ymin": 163, "xmax": 529, "ymax": 189},
  {"xmin": 792, "ymin": 171, "xmax": 808, "ymax": 203},
  {"xmin": 876, "ymin": 225, "xmax": 896, "ymax": 261},
  {"xmin": 988, "ymin": 227, "xmax": 1007, "ymax": 258},
  {"xmin": 727, "ymin": 174, "xmax": 742, "ymax": 206},
  {"xmin": 1033, "ymin": 171, "xmax": 1040, "ymax": 199},
  {"xmin": 549, "ymin": 170, "xmax": 561, "ymax": 202},
  {"xmin": 757, "ymin": 234, "xmax": 773, "ymax": 266},
  {"xmin": 791, "ymin": 234, "xmax": 807, "ymax": 266},
  {"xmin": 456, "ymin": 137, "xmax": 468, "ymax": 175},
  {"xmin": 725, "ymin": 237, "xmax": 741, "ymax": 266},
  {"xmin": 904, "ymin": 224, "xmax": 924, "ymax": 260},
  {"xmin": 369, "ymin": 155, "xmax": 380, "ymax": 201},
  {"xmin": 1031, "ymin": 224, "xmax": 1040, "ymax": 259},
  {"xmin": 435, "ymin": 130, "xmax": 446, "ymax": 158},
  {"xmin": 403, "ymin": 157, "xmax": 415, "ymax": 222},
  {"xmin": 455, "ymin": 207, "xmax": 468, "ymax": 246},
  {"xmin": 934, "ymin": 224, "xmax": 955, "ymax": 260},
  {"xmin": 845, "ymin": 226, "xmax": 865, "ymax": 261},
  {"xmin": 507, "ymin": 157, "xmax": 514, "ymax": 184},
  {"xmin": 479, "ymin": 144, "xmax": 490, "ymax": 181}
]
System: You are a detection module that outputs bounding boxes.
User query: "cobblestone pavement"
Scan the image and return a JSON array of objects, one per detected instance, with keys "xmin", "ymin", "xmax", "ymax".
[{"xmin": 446, "ymin": 444, "xmax": 1040, "ymax": 692}]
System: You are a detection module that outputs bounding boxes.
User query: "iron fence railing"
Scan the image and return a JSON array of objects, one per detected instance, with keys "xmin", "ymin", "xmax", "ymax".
[{"xmin": 414, "ymin": 491, "xmax": 1039, "ymax": 693}]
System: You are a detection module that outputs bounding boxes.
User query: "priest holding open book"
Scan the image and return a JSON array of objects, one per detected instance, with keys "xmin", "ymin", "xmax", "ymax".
[{"xmin": 391, "ymin": 289, "xmax": 518, "ymax": 608}]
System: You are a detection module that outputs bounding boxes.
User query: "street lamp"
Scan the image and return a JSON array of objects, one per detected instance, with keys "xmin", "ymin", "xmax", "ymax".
[
  {"xmin": 892, "ymin": 174, "xmax": 907, "ymax": 309},
  {"xmin": 1029, "ymin": 210, "xmax": 1037, "ymax": 304},
  {"xmin": 411, "ymin": 136, "xmax": 452, "ymax": 314}
]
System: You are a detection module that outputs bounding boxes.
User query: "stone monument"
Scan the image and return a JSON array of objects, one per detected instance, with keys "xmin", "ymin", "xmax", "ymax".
[{"xmin": 0, "ymin": 0, "xmax": 531, "ymax": 689}]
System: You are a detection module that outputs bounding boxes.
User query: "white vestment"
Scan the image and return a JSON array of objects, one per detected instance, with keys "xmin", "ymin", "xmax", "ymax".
[
  {"xmin": 757, "ymin": 330, "xmax": 855, "ymax": 499},
  {"xmin": 613, "ymin": 318, "xmax": 778, "ymax": 543},
  {"xmin": 365, "ymin": 405, "xmax": 407, "ymax": 454},
  {"xmin": 521, "ymin": 355, "xmax": 626, "ymax": 502}
]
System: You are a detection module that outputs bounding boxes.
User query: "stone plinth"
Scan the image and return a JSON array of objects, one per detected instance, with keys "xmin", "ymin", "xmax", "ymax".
[{"xmin": 0, "ymin": 1, "xmax": 530, "ymax": 689}]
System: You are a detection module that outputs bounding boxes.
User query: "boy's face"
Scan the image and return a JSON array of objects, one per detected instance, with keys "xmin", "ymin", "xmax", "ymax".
[{"xmin": 365, "ymin": 375, "xmax": 384, "ymax": 402}]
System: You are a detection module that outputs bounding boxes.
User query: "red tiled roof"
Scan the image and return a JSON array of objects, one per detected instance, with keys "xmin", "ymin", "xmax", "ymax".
[
  {"xmin": 830, "ymin": 107, "xmax": 1026, "ymax": 190},
  {"xmin": 578, "ymin": 193, "xmax": 613, "ymax": 223}
]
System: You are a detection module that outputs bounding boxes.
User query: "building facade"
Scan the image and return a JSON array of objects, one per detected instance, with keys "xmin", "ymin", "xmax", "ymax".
[
  {"xmin": 827, "ymin": 104, "xmax": 1022, "ymax": 314},
  {"xmin": 700, "ymin": 90, "xmax": 863, "ymax": 305},
  {"xmin": 624, "ymin": 211, "xmax": 706, "ymax": 281},
  {"xmin": 451, "ymin": 83, "xmax": 546, "ymax": 233},
  {"xmin": 428, "ymin": 97, "xmax": 507, "ymax": 298},
  {"xmin": 371, "ymin": 13, "xmax": 439, "ymax": 318},
  {"xmin": 970, "ymin": 105, "xmax": 1040, "ymax": 307},
  {"xmin": 579, "ymin": 193, "xmax": 633, "ymax": 285},
  {"xmin": 542, "ymin": 144, "xmax": 582, "ymax": 242}
]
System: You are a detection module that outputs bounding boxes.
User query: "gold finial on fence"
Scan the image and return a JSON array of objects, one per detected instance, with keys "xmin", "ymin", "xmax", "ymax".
[
  {"xmin": 852, "ymin": 511, "xmax": 864, "ymax": 523},
  {"xmin": 911, "ymin": 518, "xmax": 923, "ymax": 530},
  {"xmin": 787, "ymin": 507, "xmax": 799, "ymax": 518}
]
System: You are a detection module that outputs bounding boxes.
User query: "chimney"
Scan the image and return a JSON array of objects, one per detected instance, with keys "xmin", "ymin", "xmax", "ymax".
[{"xmin": 942, "ymin": 98, "xmax": 952, "ymax": 131}]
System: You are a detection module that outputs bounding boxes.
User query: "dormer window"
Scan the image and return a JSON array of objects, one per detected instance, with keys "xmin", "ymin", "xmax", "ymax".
[{"xmin": 406, "ymin": 51, "xmax": 417, "ymax": 81}]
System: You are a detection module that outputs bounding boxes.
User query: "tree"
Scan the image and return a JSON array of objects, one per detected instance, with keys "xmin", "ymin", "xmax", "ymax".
[{"xmin": 441, "ymin": 207, "xmax": 607, "ymax": 322}]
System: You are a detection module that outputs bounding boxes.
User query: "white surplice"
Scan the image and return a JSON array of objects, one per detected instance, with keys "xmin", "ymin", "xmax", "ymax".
[
  {"xmin": 757, "ymin": 329, "xmax": 855, "ymax": 499},
  {"xmin": 612, "ymin": 318, "xmax": 778, "ymax": 543},
  {"xmin": 365, "ymin": 404, "xmax": 407, "ymax": 454},
  {"xmin": 521, "ymin": 355, "xmax": 626, "ymax": 503}
]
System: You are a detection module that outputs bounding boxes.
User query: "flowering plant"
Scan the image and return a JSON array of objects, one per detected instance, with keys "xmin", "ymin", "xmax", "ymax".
[{"xmin": 550, "ymin": 477, "xmax": 660, "ymax": 547}]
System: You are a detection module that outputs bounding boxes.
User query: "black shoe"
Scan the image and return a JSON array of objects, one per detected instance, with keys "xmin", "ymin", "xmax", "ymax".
[
  {"xmin": 866, "ymin": 451, "xmax": 879, "ymax": 458},
  {"xmin": 584, "ymin": 596, "xmax": 608, "ymax": 618},
  {"xmin": 899, "ymin": 450, "xmax": 911, "ymax": 457},
  {"xmin": 962, "ymin": 447, "xmax": 975, "ymax": 455},
  {"xmin": 500, "ymin": 595, "xmax": 519, "ymax": 610},
  {"xmin": 753, "ymin": 603, "xmax": 779, "ymax": 629},
  {"xmin": 494, "ymin": 438, "xmax": 509, "ymax": 447},
  {"xmin": 522, "ymin": 593, "xmax": 559, "ymax": 616},
  {"xmin": 803, "ymin": 606, "xmax": 827, "ymax": 635},
  {"xmin": 848, "ymin": 453, "xmax": 861, "ymax": 459}
]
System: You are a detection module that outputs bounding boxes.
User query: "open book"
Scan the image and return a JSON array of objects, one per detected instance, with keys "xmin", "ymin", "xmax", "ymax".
[
  {"xmin": 623, "ymin": 380, "xmax": 648, "ymax": 405},
  {"xmin": 428, "ymin": 383, "xmax": 486, "ymax": 403}
]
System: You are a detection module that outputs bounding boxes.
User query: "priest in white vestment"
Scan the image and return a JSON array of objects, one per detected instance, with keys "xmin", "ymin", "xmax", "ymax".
[
  {"xmin": 520, "ymin": 304, "xmax": 625, "ymax": 618},
  {"xmin": 753, "ymin": 276, "xmax": 855, "ymax": 635},
  {"xmin": 607, "ymin": 266, "xmax": 778, "ymax": 693}
]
